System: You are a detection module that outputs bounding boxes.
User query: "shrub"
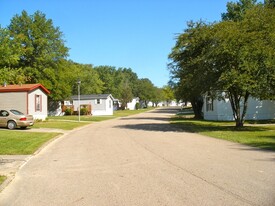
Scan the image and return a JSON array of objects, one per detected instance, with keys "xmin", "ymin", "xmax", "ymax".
[
  {"xmin": 80, "ymin": 107, "xmax": 89, "ymax": 115},
  {"xmin": 135, "ymin": 102, "xmax": 140, "ymax": 110},
  {"xmin": 65, "ymin": 108, "xmax": 72, "ymax": 115}
]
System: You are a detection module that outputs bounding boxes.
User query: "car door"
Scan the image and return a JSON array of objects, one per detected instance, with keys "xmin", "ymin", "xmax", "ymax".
[{"xmin": 0, "ymin": 110, "xmax": 9, "ymax": 127}]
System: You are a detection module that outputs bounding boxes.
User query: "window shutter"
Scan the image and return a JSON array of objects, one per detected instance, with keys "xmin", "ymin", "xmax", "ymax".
[{"xmin": 40, "ymin": 95, "xmax": 42, "ymax": 112}]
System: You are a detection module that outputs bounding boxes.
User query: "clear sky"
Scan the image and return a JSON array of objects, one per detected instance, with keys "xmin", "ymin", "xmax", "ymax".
[{"xmin": 1, "ymin": 0, "xmax": 234, "ymax": 87}]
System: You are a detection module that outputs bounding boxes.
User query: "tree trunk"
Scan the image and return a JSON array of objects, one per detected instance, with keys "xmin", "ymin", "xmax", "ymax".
[
  {"xmin": 190, "ymin": 96, "xmax": 204, "ymax": 119},
  {"xmin": 228, "ymin": 89, "xmax": 250, "ymax": 127}
]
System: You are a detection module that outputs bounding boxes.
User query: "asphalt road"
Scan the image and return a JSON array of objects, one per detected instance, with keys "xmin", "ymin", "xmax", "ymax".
[{"xmin": 0, "ymin": 107, "xmax": 275, "ymax": 206}]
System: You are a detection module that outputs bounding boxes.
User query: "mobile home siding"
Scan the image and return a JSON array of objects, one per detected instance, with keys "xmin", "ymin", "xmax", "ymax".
[
  {"xmin": 203, "ymin": 97, "xmax": 275, "ymax": 121},
  {"xmin": 0, "ymin": 92, "xmax": 27, "ymax": 114},
  {"xmin": 72, "ymin": 94, "xmax": 114, "ymax": 116},
  {"xmin": 28, "ymin": 89, "xmax": 48, "ymax": 120}
]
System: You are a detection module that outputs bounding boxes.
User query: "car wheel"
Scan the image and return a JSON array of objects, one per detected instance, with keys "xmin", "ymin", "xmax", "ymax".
[{"xmin": 7, "ymin": 121, "xmax": 16, "ymax": 130}]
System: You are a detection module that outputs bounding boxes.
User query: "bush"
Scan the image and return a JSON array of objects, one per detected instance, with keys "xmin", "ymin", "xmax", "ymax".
[
  {"xmin": 80, "ymin": 107, "xmax": 89, "ymax": 115},
  {"xmin": 135, "ymin": 102, "xmax": 140, "ymax": 110},
  {"xmin": 65, "ymin": 108, "xmax": 72, "ymax": 115}
]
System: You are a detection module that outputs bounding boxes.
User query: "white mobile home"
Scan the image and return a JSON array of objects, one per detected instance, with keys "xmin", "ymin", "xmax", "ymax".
[
  {"xmin": 203, "ymin": 96, "xmax": 275, "ymax": 121},
  {"xmin": 127, "ymin": 97, "xmax": 139, "ymax": 110},
  {"xmin": 71, "ymin": 94, "xmax": 114, "ymax": 116}
]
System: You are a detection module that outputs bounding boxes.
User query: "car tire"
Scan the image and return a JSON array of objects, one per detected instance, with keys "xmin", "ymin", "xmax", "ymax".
[{"xmin": 7, "ymin": 121, "xmax": 16, "ymax": 130}]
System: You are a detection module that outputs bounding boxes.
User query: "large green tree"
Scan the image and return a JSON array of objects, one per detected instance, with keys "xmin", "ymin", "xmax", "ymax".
[
  {"xmin": 222, "ymin": 0, "xmax": 257, "ymax": 21},
  {"xmin": 71, "ymin": 63, "xmax": 104, "ymax": 95},
  {"xmin": 162, "ymin": 85, "xmax": 175, "ymax": 107},
  {"xmin": 169, "ymin": 4, "xmax": 275, "ymax": 126},
  {"xmin": 136, "ymin": 78, "xmax": 155, "ymax": 107},
  {"xmin": 7, "ymin": 10, "xmax": 69, "ymax": 100},
  {"xmin": 168, "ymin": 21, "xmax": 214, "ymax": 119}
]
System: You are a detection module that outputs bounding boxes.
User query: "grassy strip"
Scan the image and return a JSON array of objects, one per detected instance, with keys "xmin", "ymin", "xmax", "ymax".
[
  {"xmin": 47, "ymin": 108, "xmax": 154, "ymax": 120},
  {"xmin": 45, "ymin": 115, "xmax": 114, "ymax": 122},
  {"xmin": 0, "ymin": 175, "xmax": 7, "ymax": 185},
  {"xmin": 171, "ymin": 116, "xmax": 275, "ymax": 151},
  {"xmin": 0, "ymin": 131, "xmax": 60, "ymax": 155},
  {"xmin": 114, "ymin": 108, "xmax": 154, "ymax": 117},
  {"xmin": 33, "ymin": 121, "xmax": 90, "ymax": 130}
]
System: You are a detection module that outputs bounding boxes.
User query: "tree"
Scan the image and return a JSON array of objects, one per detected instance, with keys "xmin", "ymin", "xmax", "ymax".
[
  {"xmin": 169, "ymin": 4, "xmax": 275, "ymax": 126},
  {"xmin": 120, "ymin": 81, "xmax": 134, "ymax": 110},
  {"xmin": 136, "ymin": 78, "xmax": 155, "ymax": 107},
  {"xmin": 0, "ymin": 27, "xmax": 22, "ymax": 68},
  {"xmin": 221, "ymin": 0, "xmax": 257, "ymax": 21},
  {"xmin": 8, "ymin": 10, "xmax": 68, "ymax": 70},
  {"xmin": 214, "ymin": 5, "xmax": 275, "ymax": 126},
  {"xmin": 94, "ymin": 66, "xmax": 119, "ymax": 96},
  {"xmin": 168, "ymin": 21, "xmax": 215, "ymax": 119},
  {"xmin": 72, "ymin": 64, "xmax": 104, "ymax": 95},
  {"xmin": 150, "ymin": 87, "xmax": 165, "ymax": 107},
  {"xmin": 7, "ymin": 10, "xmax": 69, "ymax": 101},
  {"xmin": 162, "ymin": 85, "xmax": 174, "ymax": 106},
  {"xmin": 264, "ymin": 0, "xmax": 275, "ymax": 7}
]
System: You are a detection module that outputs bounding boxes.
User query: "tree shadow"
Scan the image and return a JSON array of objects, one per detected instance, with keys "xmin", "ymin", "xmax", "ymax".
[
  {"xmin": 170, "ymin": 116, "xmax": 271, "ymax": 133},
  {"xmin": 115, "ymin": 123, "xmax": 184, "ymax": 132},
  {"xmin": 149, "ymin": 107, "xmax": 181, "ymax": 114},
  {"xmin": 241, "ymin": 136, "xmax": 275, "ymax": 151},
  {"xmin": 120, "ymin": 116, "xmax": 171, "ymax": 122}
]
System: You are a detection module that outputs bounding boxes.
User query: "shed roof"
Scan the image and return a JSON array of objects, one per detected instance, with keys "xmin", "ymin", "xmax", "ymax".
[
  {"xmin": 0, "ymin": 84, "xmax": 50, "ymax": 94},
  {"xmin": 71, "ymin": 94, "xmax": 114, "ymax": 100}
]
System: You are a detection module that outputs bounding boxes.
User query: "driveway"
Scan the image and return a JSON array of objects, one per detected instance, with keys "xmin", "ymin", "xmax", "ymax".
[{"xmin": 0, "ymin": 107, "xmax": 274, "ymax": 206}]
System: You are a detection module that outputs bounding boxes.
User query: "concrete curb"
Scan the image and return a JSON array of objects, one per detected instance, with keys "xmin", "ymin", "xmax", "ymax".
[{"xmin": 0, "ymin": 123, "xmax": 93, "ymax": 192}]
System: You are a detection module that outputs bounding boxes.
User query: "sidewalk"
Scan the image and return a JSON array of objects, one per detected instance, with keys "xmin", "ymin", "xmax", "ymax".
[
  {"xmin": 0, "ymin": 155, "xmax": 31, "ymax": 192},
  {"xmin": 0, "ymin": 128, "xmax": 69, "ymax": 192}
]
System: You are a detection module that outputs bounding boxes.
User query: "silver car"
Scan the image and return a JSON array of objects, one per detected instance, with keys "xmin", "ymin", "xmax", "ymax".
[{"xmin": 0, "ymin": 109, "xmax": 34, "ymax": 129}]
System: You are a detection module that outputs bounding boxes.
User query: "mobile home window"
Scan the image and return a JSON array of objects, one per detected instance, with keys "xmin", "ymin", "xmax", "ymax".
[
  {"xmin": 96, "ymin": 99, "xmax": 101, "ymax": 104},
  {"xmin": 206, "ymin": 97, "xmax": 213, "ymax": 111},
  {"xmin": 35, "ymin": 95, "xmax": 42, "ymax": 112}
]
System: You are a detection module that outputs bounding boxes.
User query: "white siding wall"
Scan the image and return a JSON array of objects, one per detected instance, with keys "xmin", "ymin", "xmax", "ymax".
[
  {"xmin": 105, "ymin": 96, "xmax": 113, "ymax": 115},
  {"xmin": 0, "ymin": 92, "xmax": 27, "ymax": 113},
  {"xmin": 73, "ymin": 97, "xmax": 113, "ymax": 116},
  {"xmin": 246, "ymin": 99, "xmax": 275, "ymax": 120},
  {"xmin": 127, "ymin": 98, "xmax": 138, "ymax": 110},
  {"xmin": 204, "ymin": 97, "xmax": 275, "ymax": 121},
  {"xmin": 28, "ymin": 89, "xmax": 48, "ymax": 120}
]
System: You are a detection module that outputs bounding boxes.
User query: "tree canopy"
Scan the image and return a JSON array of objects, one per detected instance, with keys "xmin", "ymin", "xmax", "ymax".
[{"xmin": 168, "ymin": 2, "xmax": 275, "ymax": 126}]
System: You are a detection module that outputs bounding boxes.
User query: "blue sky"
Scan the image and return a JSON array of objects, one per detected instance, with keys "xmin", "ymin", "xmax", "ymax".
[{"xmin": 1, "ymin": 0, "xmax": 233, "ymax": 87}]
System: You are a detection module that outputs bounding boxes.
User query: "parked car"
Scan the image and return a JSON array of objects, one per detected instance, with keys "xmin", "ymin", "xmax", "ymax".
[{"xmin": 0, "ymin": 109, "xmax": 34, "ymax": 129}]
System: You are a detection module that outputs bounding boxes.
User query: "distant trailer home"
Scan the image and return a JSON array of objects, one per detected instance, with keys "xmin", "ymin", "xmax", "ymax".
[
  {"xmin": 203, "ymin": 95, "xmax": 275, "ymax": 121},
  {"xmin": 71, "ymin": 94, "xmax": 114, "ymax": 116},
  {"xmin": 0, "ymin": 83, "xmax": 50, "ymax": 120}
]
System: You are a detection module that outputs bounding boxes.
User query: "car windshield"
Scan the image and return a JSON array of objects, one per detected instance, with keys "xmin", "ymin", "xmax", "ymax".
[{"xmin": 10, "ymin": 110, "xmax": 24, "ymax": 115}]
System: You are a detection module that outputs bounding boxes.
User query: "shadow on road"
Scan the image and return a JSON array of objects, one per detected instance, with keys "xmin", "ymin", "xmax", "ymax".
[
  {"xmin": 120, "ymin": 117, "xmax": 171, "ymax": 122},
  {"xmin": 114, "ymin": 123, "xmax": 184, "ymax": 133},
  {"xmin": 148, "ymin": 107, "xmax": 181, "ymax": 114}
]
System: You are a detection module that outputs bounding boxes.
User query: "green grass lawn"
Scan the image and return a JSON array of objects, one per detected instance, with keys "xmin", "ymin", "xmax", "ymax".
[
  {"xmin": 0, "ymin": 131, "xmax": 60, "ymax": 155},
  {"xmin": 0, "ymin": 175, "xmax": 7, "ymax": 185},
  {"xmin": 114, "ymin": 108, "xmax": 154, "ymax": 117},
  {"xmin": 33, "ymin": 120, "xmax": 90, "ymax": 130},
  {"xmin": 171, "ymin": 116, "xmax": 275, "ymax": 151}
]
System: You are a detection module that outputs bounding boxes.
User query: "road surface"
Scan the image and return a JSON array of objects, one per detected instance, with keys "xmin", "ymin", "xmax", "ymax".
[{"xmin": 0, "ymin": 107, "xmax": 275, "ymax": 206}]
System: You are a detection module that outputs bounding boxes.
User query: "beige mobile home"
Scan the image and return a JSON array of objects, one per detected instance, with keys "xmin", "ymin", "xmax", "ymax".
[{"xmin": 0, "ymin": 84, "xmax": 50, "ymax": 120}]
